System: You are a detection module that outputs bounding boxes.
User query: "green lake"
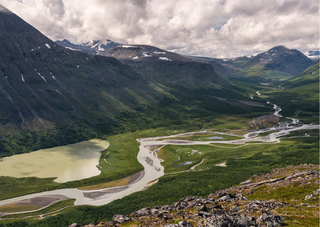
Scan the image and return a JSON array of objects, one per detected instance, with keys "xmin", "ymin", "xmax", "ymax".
[{"xmin": 0, "ymin": 139, "xmax": 109, "ymax": 183}]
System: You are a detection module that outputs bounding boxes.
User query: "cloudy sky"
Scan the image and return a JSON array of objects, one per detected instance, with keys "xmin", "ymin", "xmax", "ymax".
[{"xmin": 0, "ymin": 0, "xmax": 319, "ymax": 58}]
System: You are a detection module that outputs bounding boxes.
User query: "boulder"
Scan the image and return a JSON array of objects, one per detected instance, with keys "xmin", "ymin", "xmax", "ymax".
[
  {"xmin": 228, "ymin": 193, "xmax": 237, "ymax": 199},
  {"xmin": 230, "ymin": 206, "xmax": 239, "ymax": 213},
  {"xmin": 257, "ymin": 214, "xmax": 283, "ymax": 226},
  {"xmin": 218, "ymin": 195, "xmax": 231, "ymax": 202},
  {"xmin": 313, "ymin": 189, "xmax": 320, "ymax": 195},
  {"xmin": 205, "ymin": 213, "xmax": 233, "ymax": 227},
  {"xmin": 197, "ymin": 204, "xmax": 209, "ymax": 212},
  {"xmin": 199, "ymin": 211, "xmax": 214, "ymax": 217},
  {"xmin": 304, "ymin": 194, "xmax": 313, "ymax": 200},
  {"xmin": 69, "ymin": 224, "xmax": 81, "ymax": 227},
  {"xmin": 112, "ymin": 214, "xmax": 131, "ymax": 224},
  {"xmin": 240, "ymin": 179, "xmax": 253, "ymax": 185},
  {"xmin": 233, "ymin": 215, "xmax": 257, "ymax": 226},
  {"xmin": 134, "ymin": 207, "xmax": 151, "ymax": 217},
  {"xmin": 179, "ymin": 220, "xmax": 193, "ymax": 227},
  {"xmin": 236, "ymin": 194, "xmax": 247, "ymax": 201}
]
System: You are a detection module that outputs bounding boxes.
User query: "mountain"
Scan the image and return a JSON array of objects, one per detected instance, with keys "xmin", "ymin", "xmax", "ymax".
[
  {"xmin": 100, "ymin": 45, "xmax": 230, "ymax": 87},
  {"xmin": 0, "ymin": 5, "xmax": 151, "ymax": 128},
  {"xmin": 55, "ymin": 39, "xmax": 121, "ymax": 54},
  {"xmin": 186, "ymin": 56, "xmax": 241, "ymax": 78},
  {"xmin": 282, "ymin": 61, "xmax": 319, "ymax": 88},
  {"xmin": 0, "ymin": 4, "xmax": 172, "ymax": 155},
  {"xmin": 0, "ymin": 4, "xmax": 262, "ymax": 157},
  {"xmin": 220, "ymin": 45, "xmax": 314, "ymax": 81}
]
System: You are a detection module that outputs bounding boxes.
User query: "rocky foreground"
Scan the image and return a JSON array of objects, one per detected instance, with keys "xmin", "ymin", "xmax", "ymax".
[{"xmin": 70, "ymin": 164, "xmax": 319, "ymax": 227}]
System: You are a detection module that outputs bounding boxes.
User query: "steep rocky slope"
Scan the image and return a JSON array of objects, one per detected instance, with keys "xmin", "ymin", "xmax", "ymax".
[
  {"xmin": 0, "ymin": 5, "xmax": 155, "ymax": 129},
  {"xmin": 70, "ymin": 164, "xmax": 319, "ymax": 226}
]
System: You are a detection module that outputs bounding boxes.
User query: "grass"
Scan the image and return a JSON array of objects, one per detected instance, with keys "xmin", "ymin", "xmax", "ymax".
[
  {"xmin": 247, "ymin": 182, "xmax": 319, "ymax": 205},
  {"xmin": 78, "ymin": 177, "xmax": 130, "ymax": 190},
  {"xmin": 246, "ymin": 180, "xmax": 320, "ymax": 226},
  {"xmin": 158, "ymin": 133, "xmax": 243, "ymax": 141},
  {"xmin": 156, "ymin": 130, "xmax": 319, "ymax": 174},
  {"xmin": 0, "ymin": 199, "xmax": 75, "ymax": 219},
  {"xmin": 0, "ymin": 204, "xmax": 40, "ymax": 213}
]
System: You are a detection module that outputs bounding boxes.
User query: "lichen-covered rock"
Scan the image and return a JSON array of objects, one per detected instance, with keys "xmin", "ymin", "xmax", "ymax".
[
  {"xmin": 204, "ymin": 213, "xmax": 233, "ymax": 227},
  {"xmin": 230, "ymin": 206, "xmax": 239, "ymax": 213},
  {"xmin": 304, "ymin": 194, "xmax": 313, "ymax": 200},
  {"xmin": 69, "ymin": 224, "xmax": 81, "ymax": 227},
  {"xmin": 134, "ymin": 207, "xmax": 151, "ymax": 217},
  {"xmin": 312, "ymin": 188, "xmax": 320, "ymax": 195},
  {"xmin": 240, "ymin": 179, "xmax": 253, "ymax": 185},
  {"xmin": 233, "ymin": 215, "xmax": 257, "ymax": 226},
  {"xmin": 112, "ymin": 214, "xmax": 130, "ymax": 224},
  {"xmin": 257, "ymin": 214, "xmax": 283, "ymax": 227},
  {"xmin": 179, "ymin": 220, "xmax": 193, "ymax": 227}
]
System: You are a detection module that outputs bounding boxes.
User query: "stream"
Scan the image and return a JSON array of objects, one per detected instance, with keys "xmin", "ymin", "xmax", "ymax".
[{"xmin": 0, "ymin": 103, "xmax": 319, "ymax": 211}]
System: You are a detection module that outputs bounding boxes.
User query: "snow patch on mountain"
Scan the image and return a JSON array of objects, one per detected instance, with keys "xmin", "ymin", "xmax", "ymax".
[
  {"xmin": 122, "ymin": 45, "xmax": 135, "ymax": 48},
  {"xmin": 154, "ymin": 51, "xmax": 166, "ymax": 54},
  {"xmin": 159, "ymin": 57, "xmax": 171, "ymax": 61},
  {"xmin": 143, "ymin": 52, "xmax": 152, "ymax": 57}
]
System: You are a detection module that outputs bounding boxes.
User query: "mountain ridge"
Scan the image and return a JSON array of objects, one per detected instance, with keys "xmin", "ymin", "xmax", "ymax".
[
  {"xmin": 100, "ymin": 44, "xmax": 230, "ymax": 87},
  {"xmin": 55, "ymin": 39, "xmax": 121, "ymax": 54}
]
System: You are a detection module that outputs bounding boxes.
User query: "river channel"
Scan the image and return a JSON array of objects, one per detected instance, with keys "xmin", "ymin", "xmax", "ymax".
[{"xmin": 0, "ymin": 103, "xmax": 319, "ymax": 210}]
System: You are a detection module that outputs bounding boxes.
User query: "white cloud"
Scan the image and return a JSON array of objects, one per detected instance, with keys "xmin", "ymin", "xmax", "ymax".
[{"xmin": 0, "ymin": 0, "xmax": 318, "ymax": 58}]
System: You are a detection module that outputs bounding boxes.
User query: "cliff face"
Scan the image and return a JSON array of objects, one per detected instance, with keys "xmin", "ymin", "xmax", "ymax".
[{"xmin": 70, "ymin": 164, "xmax": 319, "ymax": 227}]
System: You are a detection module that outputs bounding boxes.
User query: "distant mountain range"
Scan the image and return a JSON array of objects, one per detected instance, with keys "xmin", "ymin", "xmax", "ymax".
[
  {"xmin": 56, "ymin": 40, "xmax": 316, "ymax": 81},
  {"xmin": 191, "ymin": 46, "xmax": 314, "ymax": 81},
  {"xmin": 55, "ymin": 39, "xmax": 121, "ymax": 54}
]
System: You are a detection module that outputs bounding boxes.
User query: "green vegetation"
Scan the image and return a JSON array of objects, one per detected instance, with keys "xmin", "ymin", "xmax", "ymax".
[
  {"xmin": 0, "ymin": 113, "xmax": 262, "ymax": 201},
  {"xmin": 0, "ymin": 204, "xmax": 39, "ymax": 213},
  {"xmin": 158, "ymin": 133, "xmax": 242, "ymax": 141},
  {"xmin": 0, "ymin": 61, "xmax": 318, "ymax": 226},
  {"xmin": 0, "ymin": 199, "xmax": 75, "ymax": 219},
  {"xmin": 247, "ymin": 180, "xmax": 319, "ymax": 226},
  {"xmin": 0, "ymin": 86, "xmax": 268, "ymax": 158},
  {"xmin": 261, "ymin": 63, "xmax": 319, "ymax": 123},
  {"xmin": 158, "ymin": 132, "xmax": 319, "ymax": 174},
  {"xmin": 0, "ymin": 177, "xmax": 58, "ymax": 201},
  {"xmin": 0, "ymin": 129, "xmax": 317, "ymax": 226}
]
